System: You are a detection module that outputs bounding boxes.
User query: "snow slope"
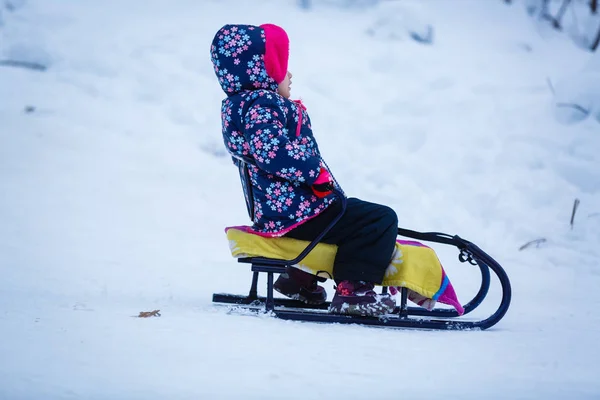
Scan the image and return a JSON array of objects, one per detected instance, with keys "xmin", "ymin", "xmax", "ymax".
[{"xmin": 1, "ymin": 0, "xmax": 599, "ymax": 398}]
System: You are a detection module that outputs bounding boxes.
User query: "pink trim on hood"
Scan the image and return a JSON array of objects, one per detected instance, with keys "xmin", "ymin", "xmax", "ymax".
[{"xmin": 260, "ymin": 24, "xmax": 289, "ymax": 83}]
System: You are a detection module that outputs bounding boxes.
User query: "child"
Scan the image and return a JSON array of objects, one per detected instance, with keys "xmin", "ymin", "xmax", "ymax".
[{"xmin": 210, "ymin": 23, "xmax": 398, "ymax": 316}]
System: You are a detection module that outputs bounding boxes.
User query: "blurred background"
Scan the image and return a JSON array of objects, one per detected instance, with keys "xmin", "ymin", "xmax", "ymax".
[{"xmin": 1, "ymin": 1, "xmax": 599, "ymax": 399}]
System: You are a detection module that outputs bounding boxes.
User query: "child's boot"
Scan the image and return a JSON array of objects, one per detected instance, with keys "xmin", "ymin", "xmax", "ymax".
[
  {"xmin": 328, "ymin": 280, "xmax": 396, "ymax": 317},
  {"xmin": 274, "ymin": 267, "xmax": 327, "ymax": 305}
]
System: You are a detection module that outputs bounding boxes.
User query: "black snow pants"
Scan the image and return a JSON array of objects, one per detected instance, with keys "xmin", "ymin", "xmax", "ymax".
[{"xmin": 284, "ymin": 197, "xmax": 398, "ymax": 284}]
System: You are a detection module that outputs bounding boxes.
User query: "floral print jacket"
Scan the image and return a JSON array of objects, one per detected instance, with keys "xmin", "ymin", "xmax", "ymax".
[{"xmin": 210, "ymin": 24, "xmax": 339, "ymax": 236}]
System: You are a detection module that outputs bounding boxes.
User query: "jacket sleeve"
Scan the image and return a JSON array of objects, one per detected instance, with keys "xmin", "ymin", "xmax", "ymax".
[{"xmin": 243, "ymin": 98, "xmax": 322, "ymax": 185}]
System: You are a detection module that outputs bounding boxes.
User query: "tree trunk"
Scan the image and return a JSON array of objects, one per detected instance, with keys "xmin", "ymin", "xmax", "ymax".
[
  {"xmin": 592, "ymin": 24, "xmax": 600, "ymax": 51},
  {"xmin": 553, "ymin": 0, "xmax": 572, "ymax": 30},
  {"xmin": 539, "ymin": 0, "xmax": 552, "ymax": 23},
  {"xmin": 591, "ymin": 0, "xmax": 598, "ymax": 14}
]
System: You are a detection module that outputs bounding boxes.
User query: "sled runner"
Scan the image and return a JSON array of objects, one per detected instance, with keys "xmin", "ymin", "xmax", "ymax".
[{"xmin": 213, "ymin": 185, "xmax": 512, "ymax": 331}]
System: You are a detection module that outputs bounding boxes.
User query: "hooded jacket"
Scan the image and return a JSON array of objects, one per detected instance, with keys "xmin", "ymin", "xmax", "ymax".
[{"xmin": 210, "ymin": 24, "xmax": 339, "ymax": 236}]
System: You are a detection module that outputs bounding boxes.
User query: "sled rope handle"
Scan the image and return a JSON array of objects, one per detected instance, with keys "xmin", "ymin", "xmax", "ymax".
[{"xmin": 397, "ymin": 228, "xmax": 465, "ymax": 248}]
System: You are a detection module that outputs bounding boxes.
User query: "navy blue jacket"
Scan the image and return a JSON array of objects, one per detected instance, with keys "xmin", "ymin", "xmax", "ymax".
[{"xmin": 210, "ymin": 24, "xmax": 339, "ymax": 235}]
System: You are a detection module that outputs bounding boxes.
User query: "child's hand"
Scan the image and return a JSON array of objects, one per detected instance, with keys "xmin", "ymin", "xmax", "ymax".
[{"xmin": 312, "ymin": 168, "xmax": 334, "ymax": 198}]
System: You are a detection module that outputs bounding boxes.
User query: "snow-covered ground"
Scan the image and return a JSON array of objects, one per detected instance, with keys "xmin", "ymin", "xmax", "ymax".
[{"xmin": 1, "ymin": 0, "xmax": 599, "ymax": 398}]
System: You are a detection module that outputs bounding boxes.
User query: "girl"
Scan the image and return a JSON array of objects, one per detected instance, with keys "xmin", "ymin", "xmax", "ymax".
[{"xmin": 210, "ymin": 23, "xmax": 398, "ymax": 316}]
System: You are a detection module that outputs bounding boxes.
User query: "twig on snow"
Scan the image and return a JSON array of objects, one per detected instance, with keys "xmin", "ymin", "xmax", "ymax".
[
  {"xmin": 555, "ymin": 102, "xmax": 591, "ymax": 116},
  {"xmin": 546, "ymin": 77, "xmax": 556, "ymax": 95},
  {"xmin": 519, "ymin": 238, "xmax": 547, "ymax": 251},
  {"xmin": 570, "ymin": 198, "xmax": 580, "ymax": 229},
  {"xmin": 137, "ymin": 310, "xmax": 161, "ymax": 318},
  {"xmin": 0, "ymin": 59, "xmax": 47, "ymax": 71}
]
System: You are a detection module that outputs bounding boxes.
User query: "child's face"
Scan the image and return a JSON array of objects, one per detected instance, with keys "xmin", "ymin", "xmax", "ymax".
[{"xmin": 277, "ymin": 71, "xmax": 292, "ymax": 99}]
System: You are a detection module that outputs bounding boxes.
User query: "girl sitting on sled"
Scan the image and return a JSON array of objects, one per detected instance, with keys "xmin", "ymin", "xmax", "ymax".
[{"xmin": 210, "ymin": 23, "xmax": 398, "ymax": 317}]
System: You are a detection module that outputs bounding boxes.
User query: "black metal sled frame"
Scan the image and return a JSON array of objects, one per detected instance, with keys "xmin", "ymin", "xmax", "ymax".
[{"xmin": 213, "ymin": 190, "xmax": 512, "ymax": 331}]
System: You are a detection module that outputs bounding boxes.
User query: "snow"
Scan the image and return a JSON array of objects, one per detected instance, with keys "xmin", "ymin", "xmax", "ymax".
[{"xmin": 1, "ymin": 0, "xmax": 599, "ymax": 398}]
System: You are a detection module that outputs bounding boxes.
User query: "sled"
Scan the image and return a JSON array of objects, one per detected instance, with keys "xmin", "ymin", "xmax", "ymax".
[{"xmin": 213, "ymin": 186, "xmax": 512, "ymax": 331}]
